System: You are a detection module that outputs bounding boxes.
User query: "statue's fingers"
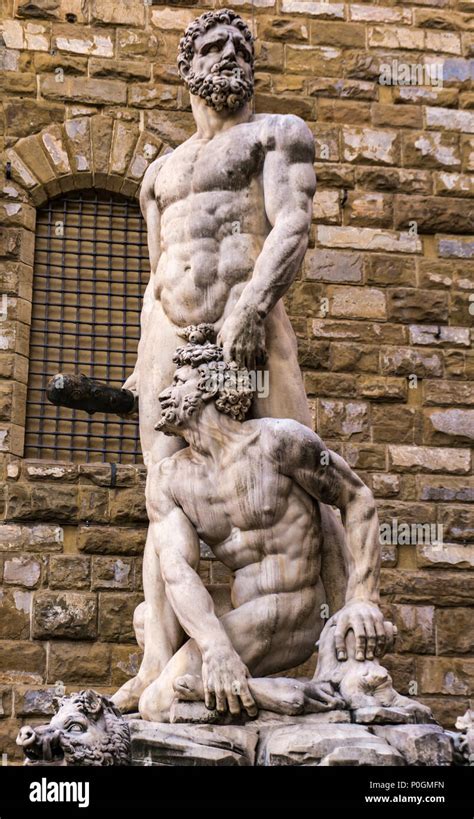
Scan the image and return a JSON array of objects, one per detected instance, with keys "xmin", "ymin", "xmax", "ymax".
[
  {"xmin": 240, "ymin": 684, "xmax": 258, "ymax": 718},
  {"xmin": 214, "ymin": 687, "xmax": 227, "ymax": 713},
  {"xmin": 226, "ymin": 690, "xmax": 241, "ymax": 717},
  {"xmin": 334, "ymin": 620, "xmax": 348, "ymax": 661},
  {"xmin": 364, "ymin": 619, "xmax": 377, "ymax": 660},
  {"xmin": 353, "ymin": 616, "xmax": 367, "ymax": 661},
  {"xmin": 384, "ymin": 620, "xmax": 397, "ymax": 653},
  {"xmin": 373, "ymin": 618, "xmax": 387, "ymax": 657},
  {"xmin": 204, "ymin": 687, "xmax": 216, "ymax": 711}
]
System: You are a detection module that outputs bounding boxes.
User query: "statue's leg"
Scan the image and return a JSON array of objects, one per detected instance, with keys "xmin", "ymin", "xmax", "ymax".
[
  {"xmin": 254, "ymin": 300, "xmax": 312, "ymax": 426},
  {"xmin": 257, "ymin": 302, "xmax": 348, "ymax": 616},
  {"xmin": 138, "ymin": 590, "xmax": 321, "ymax": 722},
  {"xmin": 113, "ymin": 303, "xmax": 187, "ymax": 712}
]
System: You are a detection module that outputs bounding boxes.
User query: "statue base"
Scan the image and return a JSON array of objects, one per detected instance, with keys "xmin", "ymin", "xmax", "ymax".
[{"xmin": 128, "ymin": 709, "xmax": 455, "ymax": 766}]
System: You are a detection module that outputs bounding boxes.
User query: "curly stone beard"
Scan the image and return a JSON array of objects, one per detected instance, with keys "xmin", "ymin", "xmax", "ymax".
[{"xmin": 185, "ymin": 62, "xmax": 254, "ymax": 113}]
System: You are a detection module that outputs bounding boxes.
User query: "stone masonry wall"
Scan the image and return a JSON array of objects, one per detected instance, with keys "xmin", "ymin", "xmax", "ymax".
[{"xmin": 0, "ymin": 0, "xmax": 473, "ymax": 760}]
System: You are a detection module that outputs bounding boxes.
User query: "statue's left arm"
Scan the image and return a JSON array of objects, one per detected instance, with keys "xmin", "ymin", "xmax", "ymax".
[
  {"xmin": 276, "ymin": 421, "xmax": 390, "ymax": 662},
  {"xmin": 218, "ymin": 115, "xmax": 316, "ymax": 369}
]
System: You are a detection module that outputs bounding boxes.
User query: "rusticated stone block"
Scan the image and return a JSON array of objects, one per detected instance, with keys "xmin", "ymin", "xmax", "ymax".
[
  {"xmin": 0, "ymin": 589, "xmax": 31, "ymax": 639},
  {"xmin": 417, "ymin": 543, "xmax": 474, "ymax": 569},
  {"xmin": 381, "ymin": 347, "xmax": 443, "ymax": 378},
  {"xmin": 395, "ymin": 195, "xmax": 474, "ymax": 234},
  {"xmin": 24, "ymin": 462, "xmax": 78, "ymax": 481},
  {"xmin": 342, "ymin": 126, "xmax": 400, "ymax": 166},
  {"xmin": 0, "ymin": 640, "xmax": 46, "ymax": 682},
  {"xmin": 436, "ymin": 506, "xmax": 474, "ymax": 545},
  {"xmin": 77, "ymin": 525, "xmax": 146, "ymax": 555},
  {"xmin": 5, "ymin": 484, "xmax": 78, "ymax": 521},
  {"xmin": 3, "ymin": 555, "xmax": 42, "ymax": 588},
  {"xmin": 319, "ymin": 399, "xmax": 369, "ymax": 441},
  {"xmin": 388, "ymin": 445, "xmax": 470, "ymax": 474},
  {"xmin": 14, "ymin": 686, "xmax": 56, "ymax": 717},
  {"xmin": 98, "ymin": 592, "xmax": 143, "ymax": 643},
  {"xmin": 92, "ymin": 557, "xmax": 133, "ymax": 590},
  {"xmin": 418, "ymin": 477, "xmax": 474, "ymax": 504},
  {"xmin": 382, "ymin": 604, "xmax": 435, "ymax": 654},
  {"xmin": 317, "ymin": 225, "xmax": 420, "ymax": 254},
  {"xmin": 47, "ymin": 642, "xmax": 111, "ymax": 684},
  {"xmin": 424, "ymin": 380, "xmax": 474, "ymax": 406},
  {"xmin": 41, "ymin": 76, "xmax": 127, "ymax": 105},
  {"xmin": 78, "ymin": 486, "xmax": 109, "ymax": 523},
  {"xmin": 110, "ymin": 644, "xmax": 143, "ymax": 686},
  {"xmin": 0, "ymin": 686, "xmax": 12, "ymax": 718},
  {"xmin": 402, "ymin": 131, "xmax": 461, "ymax": 170},
  {"xmin": 436, "ymin": 608, "xmax": 474, "ymax": 655},
  {"xmin": 90, "ymin": 0, "xmax": 145, "ymax": 27},
  {"xmin": 409, "ymin": 325, "xmax": 470, "ymax": 347},
  {"xmin": 109, "ymin": 488, "xmax": 147, "ymax": 523},
  {"xmin": 381, "ymin": 569, "xmax": 474, "ymax": 606},
  {"xmin": 344, "ymin": 444, "xmax": 386, "ymax": 471},
  {"xmin": 32, "ymin": 591, "xmax": 97, "ymax": 640},
  {"xmin": 358, "ymin": 377, "xmax": 408, "ymax": 402},
  {"xmin": 373, "ymin": 725, "xmax": 452, "ymax": 766},
  {"xmin": 52, "ymin": 24, "xmax": 114, "ymax": 57},
  {"xmin": 387, "ymin": 289, "xmax": 448, "ymax": 323},
  {"xmin": 49, "ymin": 556, "xmax": 90, "ymax": 590},
  {"xmin": 304, "ymin": 249, "xmax": 362, "ymax": 283},
  {"xmin": 424, "ymin": 409, "xmax": 474, "ymax": 445},
  {"xmin": 372, "ymin": 405, "xmax": 416, "ymax": 444},
  {"xmin": 418, "ymin": 657, "xmax": 474, "ymax": 697},
  {"xmin": 329, "ymin": 344, "xmax": 378, "ymax": 373},
  {"xmin": 373, "ymin": 474, "xmax": 400, "ymax": 498}
]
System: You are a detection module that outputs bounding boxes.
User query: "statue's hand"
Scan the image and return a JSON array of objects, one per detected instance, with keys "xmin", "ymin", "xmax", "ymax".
[
  {"xmin": 201, "ymin": 646, "xmax": 257, "ymax": 717},
  {"xmin": 334, "ymin": 600, "xmax": 397, "ymax": 662},
  {"xmin": 217, "ymin": 306, "xmax": 267, "ymax": 370}
]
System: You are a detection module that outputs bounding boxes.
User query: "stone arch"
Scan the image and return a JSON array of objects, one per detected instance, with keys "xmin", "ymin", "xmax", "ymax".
[{"xmin": 0, "ymin": 113, "xmax": 168, "ymax": 457}]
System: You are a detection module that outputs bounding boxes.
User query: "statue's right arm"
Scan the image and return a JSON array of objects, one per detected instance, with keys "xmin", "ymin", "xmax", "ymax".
[
  {"xmin": 150, "ymin": 460, "xmax": 256, "ymax": 715},
  {"xmin": 150, "ymin": 462, "xmax": 236, "ymax": 656}
]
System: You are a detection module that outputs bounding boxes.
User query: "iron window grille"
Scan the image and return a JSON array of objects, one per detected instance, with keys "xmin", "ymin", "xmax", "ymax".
[{"xmin": 25, "ymin": 189, "xmax": 147, "ymax": 464}]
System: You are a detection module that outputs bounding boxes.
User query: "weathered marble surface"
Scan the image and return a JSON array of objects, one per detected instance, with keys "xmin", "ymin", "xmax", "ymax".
[{"xmin": 129, "ymin": 715, "xmax": 455, "ymax": 767}]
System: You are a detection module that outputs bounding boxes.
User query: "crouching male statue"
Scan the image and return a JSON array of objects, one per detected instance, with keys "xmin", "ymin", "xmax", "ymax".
[{"xmin": 115, "ymin": 328, "xmax": 406, "ymax": 723}]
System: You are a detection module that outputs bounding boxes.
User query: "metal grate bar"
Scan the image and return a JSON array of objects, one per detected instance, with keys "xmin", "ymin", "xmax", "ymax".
[{"xmin": 25, "ymin": 189, "xmax": 146, "ymax": 464}]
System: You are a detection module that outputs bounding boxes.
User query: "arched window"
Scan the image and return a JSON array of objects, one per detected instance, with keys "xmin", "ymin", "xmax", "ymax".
[{"xmin": 25, "ymin": 190, "xmax": 147, "ymax": 464}]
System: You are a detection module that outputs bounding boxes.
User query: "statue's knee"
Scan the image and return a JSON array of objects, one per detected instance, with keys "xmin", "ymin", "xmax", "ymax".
[{"xmin": 138, "ymin": 685, "xmax": 164, "ymax": 722}]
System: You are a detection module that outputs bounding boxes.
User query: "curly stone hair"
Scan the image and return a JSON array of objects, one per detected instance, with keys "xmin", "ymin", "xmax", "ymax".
[
  {"xmin": 173, "ymin": 324, "xmax": 254, "ymax": 422},
  {"xmin": 177, "ymin": 8, "xmax": 255, "ymax": 80}
]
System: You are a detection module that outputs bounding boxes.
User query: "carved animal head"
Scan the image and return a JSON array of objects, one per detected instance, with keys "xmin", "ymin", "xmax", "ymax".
[{"xmin": 16, "ymin": 690, "xmax": 130, "ymax": 766}]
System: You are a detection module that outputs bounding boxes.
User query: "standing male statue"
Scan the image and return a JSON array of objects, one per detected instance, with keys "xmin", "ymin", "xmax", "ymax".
[{"xmin": 113, "ymin": 8, "xmax": 345, "ymax": 712}]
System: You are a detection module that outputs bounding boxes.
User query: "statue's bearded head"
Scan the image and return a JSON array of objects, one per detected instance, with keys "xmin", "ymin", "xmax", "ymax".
[
  {"xmin": 155, "ymin": 324, "xmax": 254, "ymax": 436},
  {"xmin": 177, "ymin": 9, "xmax": 254, "ymax": 113}
]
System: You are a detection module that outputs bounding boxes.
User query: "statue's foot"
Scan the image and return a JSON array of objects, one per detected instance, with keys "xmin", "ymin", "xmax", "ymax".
[
  {"xmin": 302, "ymin": 681, "xmax": 346, "ymax": 713},
  {"xmin": 112, "ymin": 675, "xmax": 152, "ymax": 713},
  {"xmin": 173, "ymin": 674, "xmax": 204, "ymax": 702}
]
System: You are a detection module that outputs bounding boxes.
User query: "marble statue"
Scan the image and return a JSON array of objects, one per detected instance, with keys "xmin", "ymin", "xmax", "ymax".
[
  {"xmin": 17, "ymin": 691, "xmax": 130, "ymax": 766},
  {"xmin": 115, "ymin": 327, "xmax": 408, "ymax": 723},
  {"xmin": 113, "ymin": 7, "xmax": 348, "ymax": 712},
  {"xmin": 27, "ymin": 9, "xmax": 464, "ymax": 768}
]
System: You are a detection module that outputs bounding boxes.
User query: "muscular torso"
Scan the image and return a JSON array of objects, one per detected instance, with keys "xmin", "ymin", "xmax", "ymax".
[
  {"xmin": 170, "ymin": 423, "xmax": 323, "ymax": 608},
  {"xmin": 151, "ymin": 115, "xmax": 272, "ymax": 327}
]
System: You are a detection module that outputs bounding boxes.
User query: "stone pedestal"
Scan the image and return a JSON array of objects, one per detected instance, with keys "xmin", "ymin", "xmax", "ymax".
[{"xmin": 128, "ymin": 712, "xmax": 454, "ymax": 767}]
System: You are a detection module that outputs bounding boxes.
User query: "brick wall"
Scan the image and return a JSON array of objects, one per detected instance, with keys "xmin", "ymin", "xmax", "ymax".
[{"xmin": 0, "ymin": 0, "xmax": 473, "ymax": 758}]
